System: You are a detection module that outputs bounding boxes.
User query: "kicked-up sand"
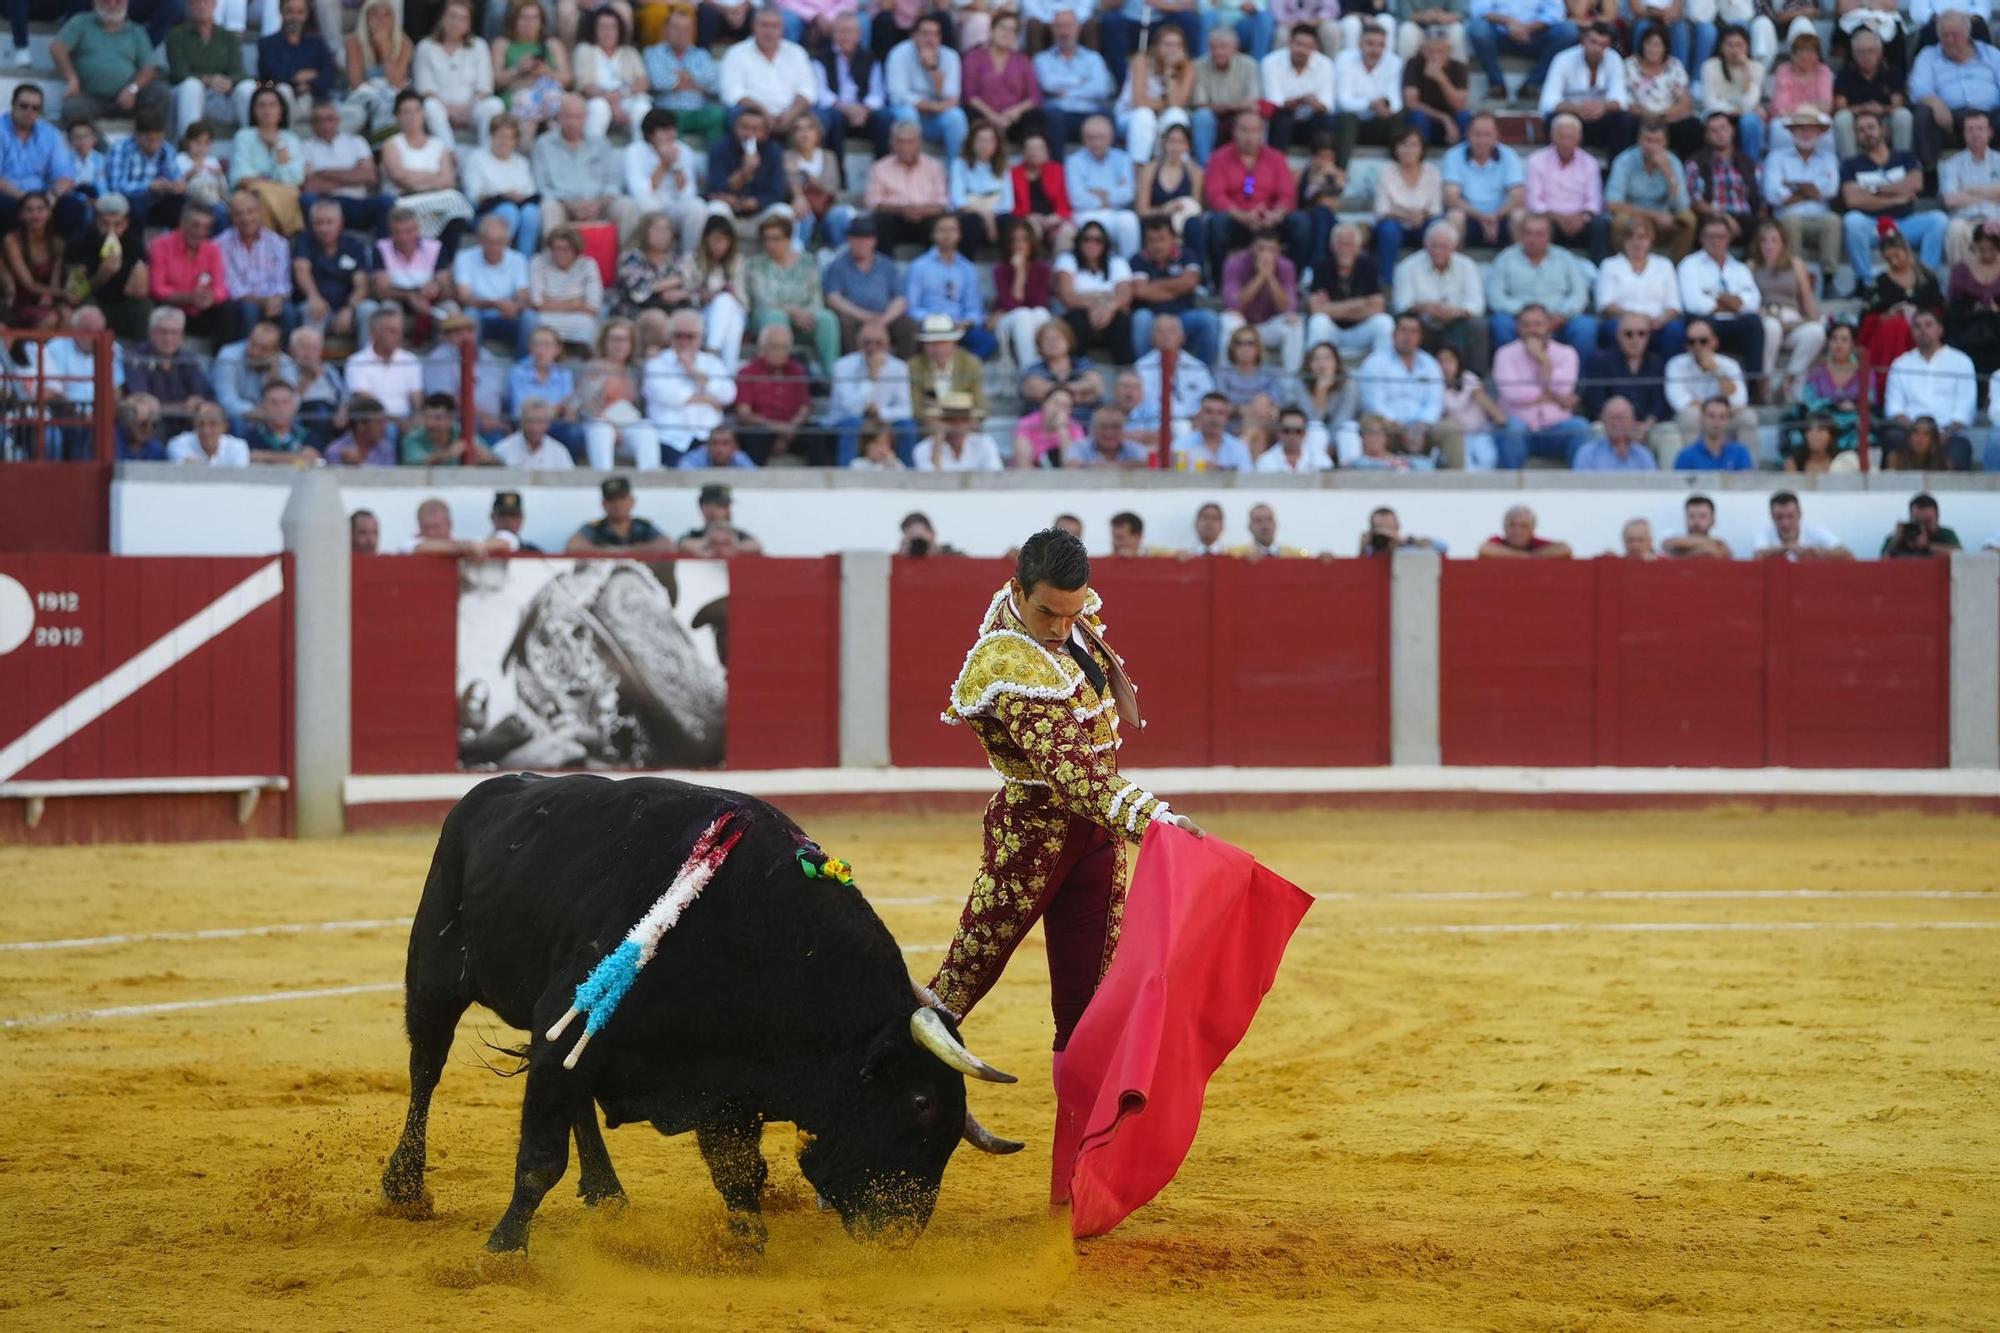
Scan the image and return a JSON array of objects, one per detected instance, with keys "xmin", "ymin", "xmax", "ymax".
[{"xmin": 1, "ymin": 808, "xmax": 1996, "ymax": 1331}]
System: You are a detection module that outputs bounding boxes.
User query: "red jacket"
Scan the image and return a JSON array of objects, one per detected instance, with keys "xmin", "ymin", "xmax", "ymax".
[
  {"xmin": 1010, "ymin": 161, "xmax": 1072, "ymax": 219},
  {"xmin": 1203, "ymin": 143, "xmax": 1293, "ymax": 214}
]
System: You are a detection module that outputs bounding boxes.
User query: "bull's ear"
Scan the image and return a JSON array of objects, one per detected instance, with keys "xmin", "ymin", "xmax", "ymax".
[{"xmin": 859, "ymin": 1016, "xmax": 905, "ymax": 1083}]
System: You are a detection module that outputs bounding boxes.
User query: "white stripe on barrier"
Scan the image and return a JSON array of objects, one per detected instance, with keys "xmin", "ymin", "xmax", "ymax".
[
  {"xmin": 0, "ymin": 917, "xmax": 414, "ymax": 953},
  {"xmin": 0, "ymin": 559, "xmax": 286, "ymax": 785}
]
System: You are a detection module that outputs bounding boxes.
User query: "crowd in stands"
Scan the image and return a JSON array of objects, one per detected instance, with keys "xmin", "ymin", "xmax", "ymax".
[{"xmin": 6, "ymin": 0, "xmax": 2000, "ymax": 472}]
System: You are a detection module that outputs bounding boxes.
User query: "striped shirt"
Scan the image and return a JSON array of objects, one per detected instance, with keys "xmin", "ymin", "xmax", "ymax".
[
  {"xmin": 106, "ymin": 135, "xmax": 181, "ymax": 197},
  {"xmin": 219, "ymin": 227, "xmax": 292, "ymax": 300}
]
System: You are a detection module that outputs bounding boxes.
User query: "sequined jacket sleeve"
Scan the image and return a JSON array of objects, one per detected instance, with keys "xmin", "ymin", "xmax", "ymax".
[{"xmin": 987, "ymin": 690, "xmax": 1172, "ymax": 841}]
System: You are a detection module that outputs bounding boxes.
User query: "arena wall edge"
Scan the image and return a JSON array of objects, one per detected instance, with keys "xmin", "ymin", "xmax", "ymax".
[
  {"xmin": 1389, "ymin": 549, "xmax": 1442, "ymax": 767},
  {"xmin": 283, "ymin": 473, "xmax": 350, "ymax": 838},
  {"xmin": 839, "ymin": 551, "xmax": 891, "ymax": 769},
  {"xmin": 1949, "ymin": 552, "xmax": 2000, "ymax": 770}
]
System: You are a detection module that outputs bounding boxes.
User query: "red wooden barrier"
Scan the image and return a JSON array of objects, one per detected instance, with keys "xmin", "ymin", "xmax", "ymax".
[
  {"xmin": 0, "ymin": 554, "xmax": 289, "ymax": 782},
  {"xmin": 1441, "ymin": 558, "xmax": 1951, "ymax": 769},
  {"xmin": 0, "ymin": 463, "xmax": 111, "ymax": 552},
  {"xmin": 1089, "ymin": 558, "xmax": 1214, "ymax": 767},
  {"xmin": 350, "ymin": 555, "xmax": 458, "ymax": 774},
  {"xmin": 887, "ymin": 556, "xmax": 1010, "ymax": 768}
]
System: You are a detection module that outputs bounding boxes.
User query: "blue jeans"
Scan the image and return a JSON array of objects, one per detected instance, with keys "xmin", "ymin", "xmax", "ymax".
[
  {"xmin": 960, "ymin": 326, "xmax": 998, "ymax": 360},
  {"xmin": 1846, "ymin": 209, "xmax": 1947, "ymax": 286},
  {"xmin": 481, "ymin": 199, "xmax": 543, "ymax": 256},
  {"xmin": 1407, "ymin": 106, "xmax": 1474, "ymax": 146},
  {"xmin": 1191, "ymin": 106, "xmax": 1220, "ymax": 162},
  {"xmin": 1373, "ymin": 216, "xmax": 1437, "ymax": 288},
  {"xmin": 474, "ymin": 308, "xmax": 536, "ymax": 359},
  {"xmin": 1488, "ymin": 312, "xmax": 1598, "ymax": 352},
  {"xmin": 1131, "ymin": 306, "xmax": 1221, "ymax": 367},
  {"xmin": 1467, "ymin": 17, "xmax": 1578, "ymax": 94},
  {"xmin": 1100, "ymin": 10, "xmax": 1204, "ymax": 86},
  {"xmin": 548, "ymin": 420, "xmax": 586, "ymax": 463},
  {"xmin": 1498, "ymin": 414, "xmax": 1593, "ymax": 468},
  {"xmin": 828, "ymin": 413, "xmax": 920, "ymax": 466},
  {"xmin": 798, "ymin": 203, "xmax": 855, "ymax": 251},
  {"xmin": 1204, "ymin": 7, "xmax": 1274, "ymax": 58},
  {"xmin": 892, "ymin": 103, "xmax": 968, "ymax": 160},
  {"xmin": 1737, "ymin": 111, "xmax": 1765, "ymax": 160}
]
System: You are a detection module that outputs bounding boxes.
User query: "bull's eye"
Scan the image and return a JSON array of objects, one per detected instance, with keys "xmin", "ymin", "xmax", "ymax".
[{"xmin": 912, "ymin": 1092, "xmax": 937, "ymax": 1126}]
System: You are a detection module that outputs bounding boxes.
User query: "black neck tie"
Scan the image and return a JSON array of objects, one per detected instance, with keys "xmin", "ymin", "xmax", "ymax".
[{"xmin": 1065, "ymin": 637, "xmax": 1107, "ymax": 695}]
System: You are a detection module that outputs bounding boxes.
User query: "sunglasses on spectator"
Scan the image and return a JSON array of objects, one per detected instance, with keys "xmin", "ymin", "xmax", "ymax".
[
  {"xmin": 1280, "ymin": 424, "xmax": 1305, "ymax": 433},
  {"xmin": 1687, "ymin": 335, "xmax": 1714, "ymax": 345}
]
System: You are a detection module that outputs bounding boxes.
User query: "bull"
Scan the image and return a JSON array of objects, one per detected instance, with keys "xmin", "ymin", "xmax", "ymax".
[{"xmin": 381, "ymin": 773, "xmax": 1022, "ymax": 1253}]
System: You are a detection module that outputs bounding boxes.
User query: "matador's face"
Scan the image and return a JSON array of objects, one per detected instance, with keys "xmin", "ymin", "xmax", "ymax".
[{"xmin": 1013, "ymin": 580, "xmax": 1089, "ymax": 653}]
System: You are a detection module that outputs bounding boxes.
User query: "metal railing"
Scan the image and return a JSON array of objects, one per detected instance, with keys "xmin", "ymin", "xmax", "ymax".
[{"xmin": 0, "ymin": 330, "xmax": 116, "ymax": 463}]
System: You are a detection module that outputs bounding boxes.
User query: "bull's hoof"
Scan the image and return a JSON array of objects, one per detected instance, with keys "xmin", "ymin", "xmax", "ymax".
[
  {"xmin": 485, "ymin": 1220, "xmax": 530, "ymax": 1254},
  {"xmin": 579, "ymin": 1185, "xmax": 628, "ymax": 1213},
  {"xmin": 723, "ymin": 1211, "xmax": 768, "ymax": 1253},
  {"xmin": 380, "ymin": 1189, "xmax": 436, "ymax": 1221},
  {"xmin": 381, "ymin": 1160, "xmax": 435, "ymax": 1219}
]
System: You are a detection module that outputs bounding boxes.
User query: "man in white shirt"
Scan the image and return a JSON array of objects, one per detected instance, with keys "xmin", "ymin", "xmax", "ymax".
[
  {"xmin": 492, "ymin": 397, "xmax": 576, "ymax": 470},
  {"xmin": 718, "ymin": 8, "xmax": 814, "ymax": 139},
  {"xmin": 1663, "ymin": 317, "xmax": 1759, "ymax": 446},
  {"xmin": 1761, "ymin": 107, "xmax": 1843, "ymax": 270},
  {"xmin": 343, "ymin": 307, "xmax": 425, "ymax": 422},
  {"xmin": 1675, "ymin": 216, "xmax": 1765, "ymax": 395},
  {"xmin": 1885, "ymin": 309, "xmax": 1979, "ymax": 469},
  {"xmin": 1231, "ymin": 502, "xmax": 1311, "ymax": 557},
  {"xmin": 643, "ymin": 309, "xmax": 739, "ymax": 456},
  {"xmin": 624, "ymin": 109, "xmax": 731, "ymax": 258},
  {"xmin": 826, "ymin": 319, "xmax": 916, "ymax": 464},
  {"xmin": 1255, "ymin": 406, "xmax": 1332, "ymax": 471},
  {"xmin": 165, "ymin": 399, "xmax": 251, "ymax": 467},
  {"xmin": 1331, "ymin": 26, "xmax": 1404, "ymax": 168},
  {"xmin": 1171, "ymin": 393, "xmax": 1254, "ymax": 470},
  {"xmin": 299, "ymin": 97, "xmax": 394, "ymax": 235},
  {"xmin": 1941, "ymin": 109, "xmax": 2000, "ymax": 264},
  {"xmin": 1538, "ymin": 23, "xmax": 1631, "ymax": 150},
  {"xmin": 450, "ymin": 214, "xmax": 535, "ymax": 360},
  {"xmin": 1189, "ymin": 500, "xmax": 1227, "ymax": 556},
  {"xmin": 911, "ymin": 393, "xmax": 1004, "ymax": 471},
  {"xmin": 1754, "ymin": 491, "xmax": 1853, "ymax": 562},
  {"xmin": 1594, "ymin": 215, "xmax": 1684, "ymax": 358},
  {"xmin": 1260, "ymin": 22, "xmax": 1336, "ymax": 151},
  {"xmin": 1393, "ymin": 220, "xmax": 1489, "ymax": 374},
  {"xmin": 1360, "ymin": 312, "xmax": 1449, "ymax": 458}
]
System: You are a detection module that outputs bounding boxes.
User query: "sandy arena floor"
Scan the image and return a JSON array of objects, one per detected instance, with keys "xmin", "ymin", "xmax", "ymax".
[{"xmin": 1, "ymin": 808, "xmax": 1996, "ymax": 1332}]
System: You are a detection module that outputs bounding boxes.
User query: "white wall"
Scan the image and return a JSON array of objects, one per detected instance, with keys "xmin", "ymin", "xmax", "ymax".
[{"xmin": 113, "ymin": 473, "xmax": 2000, "ymax": 563}]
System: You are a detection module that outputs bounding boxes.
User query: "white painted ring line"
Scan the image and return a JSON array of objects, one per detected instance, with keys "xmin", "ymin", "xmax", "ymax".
[{"xmin": 0, "ymin": 917, "xmax": 416, "ymax": 953}]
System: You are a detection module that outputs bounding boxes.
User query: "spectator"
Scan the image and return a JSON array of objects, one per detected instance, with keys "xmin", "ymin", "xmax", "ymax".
[
  {"xmin": 166, "ymin": 0, "xmax": 252, "ymax": 137},
  {"xmin": 1467, "ymin": 0, "xmax": 1578, "ymax": 103},
  {"xmin": 1333, "ymin": 24, "xmax": 1407, "ymax": 166},
  {"xmin": 1884, "ymin": 309, "xmax": 1978, "ymax": 469},
  {"xmin": 323, "ymin": 393, "xmax": 394, "ymax": 465},
  {"xmin": 676, "ymin": 426, "xmax": 760, "ymax": 472},
  {"xmin": 1666, "ymin": 317, "xmax": 1758, "ymax": 444},
  {"xmin": 905, "ymin": 214, "xmax": 997, "ymax": 358},
  {"xmin": 1044, "ymin": 220, "xmax": 1129, "ymax": 361},
  {"xmin": 1373, "ymin": 124, "xmax": 1445, "ymax": 287},
  {"xmin": 1255, "ymin": 404, "xmax": 1331, "ymax": 471},
  {"xmin": 370, "ymin": 205, "xmax": 448, "ymax": 332},
  {"xmin": 1672, "ymin": 394, "xmax": 1756, "ymax": 469},
  {"xmin": 988, "ymin": 217, "xmax": 1057, "ymax": 369},
  {"xmin": 526, "ymin": 224, "xmax": 604, "ymax": 351},
  {"xmin": 1020, "ymin": 317, "xmax": 1106, "ymax": 420},
  {"xmin": 1172, "ymin": 391, "xmax": 1256, "ymax": 470},
  {"xmin": 1863, "ymin": 230, "xmax": 1944, "ymax": 372},
  {"xmin": 218, "ymin": 190, "xmax": 291, "ymax": 340},
  {"xmin": 1595, "ymin": 215, "xmax": 1685, "ymax": 358},
  {"xmin": 148, "ymin": 204, "xmax": 233, "ymax": 343},
  {"xmin": 1403, "ymin": 24, "xmax": 1471, "ymax": 148},
  {"xmin": 285, "ymin": 198, "xmax": 366, "ymax": 343},
  {"xmin": 1190, "ymin": 24, "xmax": 1263, "ymax": 161},
  {"xmin": 566, "ymin": 475, "xmax": 678, "ymax": 552},
  {"xmin": 52, "ymin": 0, "xmax": 170, "ymax": 127},
  {"xmin": 719, "ymin": 7, "xmax": 815, "ymax": 139},
  {"xmin": 503, "ymin": 322, "xmax": 584, "ymax": 453},
  {"xmin": 346, "ymin": 307, "xmax": 425, "ymax": 422},
  {"xmin": 239, "ymin": 375, "xmax": 316, "ymax": 464},
  {"xmin": 1215, "ymin": 319, "xmax": 1287, "ymax": 453},
  {"xmin": 626, "ymin": 114, "xmax": 727, "ymax": 264},
  {"xmin": 1259, "ymin": 21, "xmax": 1336, "ymax": 152},
  {"xmin": 786, "ymin": 117, "xmax": 853, "ymax": 253},
  {"xmin": 1943, "ymin": 111, "xmax": 2000, "ymax": 266},
  {"xmin": 1842, "ymin": 111, "xmax": 1943, "ymax": 289},
  {"xmin": 106, "ymin": 109, "xmax": 187, "ymax": 232},
  {"xmin": 1607, "ymin": 119, "xmax": 1696, "ymax": 261},
  {"xmin": 451, "ymin": 214, "xmax": 533, "ymax": 357},
  {"xmin": 1699, "ymin": 25, "xmax": 1766, "ymax": 161},
  {"xmin": 648, "ymin": 5, "xmax": 725, "ymax": 143},
  {"xmin": 212, "ymin": 319, "xmax": 296, "ymax": 435},
  {"xmin": 484, "ymin": 490, "xmax": 539, "ymax": 552},
  {"xmin": 1754, "ymin": 490, "xmax": 1853, "ymax": 561},
  {"xmin": 1200, "ymin": 111, "xmax": 1296, "ymax": 284},
  {"xmin": 414, "ymin": 0, "xmax": 502, "ymax": 147},
  {"xmin": 0, "ymin": 85, "xmax": 89, "ymax": 241},
  {"xmin": 828, "ymin": 319, "xmax": 917, "ymax": 463},
  {"xmin": 1524, "ymin": 113, "xmax": 1609, "ymax": 259},
  {"xmin": 1572, "ymin": 394, "xmax": 1659, "ymax": 470},
  {"xmin": 1063, "ymin": 115, "xmax": 1141, "ymax": 260},
  {"xmin": 300, "ymin": 97, "xmax": 394, "ymax": 239},
  {"xmin": 350, "ymin": 509, "xmax": 382, "ymax": 554},
  {"xmin": 1359, "ymin": 504, "xmax": 1447, "ymax": 555},
  {"xmin": 1479, "ymin": 504, "xmax": 1574, "ymax": 558},
  {"xmin": 380, "ymin": 94, "xmax": 473, "ymax": 246},
  {"xmin": 704, "ymin": 0, "xmax": 758, "ymax": 51},
  {"xmin": 1133, "ymin": 311, "xmax": 1218, "ymax": 432},
  {"xmin": 1619, "ymin": 517, "xmax": 1658, "ymax": 560},
  {"xmin": 1762, "ymin": 106, "xmax": 1841, "ymax": 272},
  {"xmin": 1394, "ymin": 220, "xmax": 1488, "ymax": 373},
  {"xmin": 574, "ymin": 7, "xmax": 649, "ymax": 141},
  {"xmin": 895, "ymin": 509, "xmax": 958, "ymax": 556},
  {"xmin": 1677, "ymin": 215, "xmax": 1766, "ymax": 387},
  {"xmin": 400, "ymin": 390, "xmax": 489, "ymax": 466},
  {"xmin": 1361, "ymin": 312, "xmax": 1449, "ymax": 457},
  {"xmin": 1306, "ymin": 221, "xmax": 1396, "ymax": 364},
  {"xmin": 1626, "ymin": 26, "xmax": 1698, "ymax": 159},
  {"xmin": 811, "ymin": 10, "xmax": 889, "ymax": 160},
  {"xmin": 535, "ymin": 93, "xmax": 640, "ymax": 237},
  {"xmin": 644, "ymin": 308, "xmax": 738, "ymax": 456},
  {"xmin": 909, "ymin": 312, "xmax": 989, "ymax": 422},
  {"xmin": 258, "ymin": 0, "xmax": 337, "ymax": 126},
  {"xmin": 1112, "ymin": 23, "xmax": 1193, "ymax": 167},
  {"xmin": 1486, "ymin": 211, "xmax": 1596, "ymax": 350},
  {"xmin": 733, "ymin": 321, "xmax": 818, "ymax": 464},
  {"xmin": 1229, "ymin": 502, "xmax": 1307, "ymax": 558},
  {"xmin": 406, "ymin": 496, "xmax": 511, "ymax": 556},
  {"xmin": 342, "ymin": 0, "xmax": 411, "ymax": 138},
  {"xmin": 1107, "ymin": 509, "xmax": 1148, "ymax": 553},
  {"xmin": 125, "ymin": 306, "xmax": 213, "ymax": 439},
  {"xmin": 165, "ymin": 399, "xmax": 252, "ymax": 467},
  {"xmin": 1217, "ymin": 230, "xmax": 1305, "ymax": 373},
  {"xmin": 746, "ymin": 214, "xmax": 838, "ymax": 374},
  {"xmin": 1581, "ymin": 313, "xmax": 1678, "ymax": 459},
  {"xmin": 1426, "ymin": 343, "xmax": 1501, "ymax": 469},
  {"xmin": 677, "ymin": 478, "xmax": 765, "ymax": 548},
  {"xmin": 1294, "ymin": 339, "xmax": 1366, "ymax": 463},
  {"xmin": 883, "ymin": 12, "xmax": 967, "ymax": 160},
  {"xmin": 1660, "ymin": 492, "xmax": 1732, "ymax": 559},
  {"xmin": 1012, "ymin": 385, "xmax": 1086, "ymax": 466},
  {"xmin": 866, "ymin": 119, "xmax": 949, "ymax": 250},
  {"xmin": 1912, "ymin": 11, "xmax": 2000, "ymax": 168},
  {"xmin": 849, "ymin": 426, "xmax": 908, "ymax": 471},
  {"xmin": 1881, "ymin": 493, "xmax": 1964, "ymax": 556},
  {"xmin": 1744, "ymin": 217, "xmax": 1825, "ymax": 402},
  {"xmin": 465, "ymin": 115, "xmax": 546, "ymax": 257},
  {"xmin": 1765, "ymin": 27, "xmax": 1831, "ymax": 156},
  {"xmin": 1069, "ymin": 406, "xmax": 1154, "ymax": 466},
  {"xmin": 1833, "ymin": 27, "xmax": 1911, "ymax": 160},
  {"xmin": 961, "ymin": 16, "xmax": 1039, "ymax": 155},
  {"xmin": 289, "ymin": 324, "xmax": 344, "ymax": 442},
  {"xmin": 1492, "ymin": 302, "xmax": 1590, "ymax": 466},
  {"xmin": 1188, "ymin": 499, "xmax": 1228, "ymax": 554},
  {"xmin": 1540, "ymin": 22, "xmax": 1630, "ymax": 150},
  {"xmin": 65, "ymin": 193, "xmax": 151, "ymax": 344},
  {"xmin": 228, "ymin": 86, "xmax": 308, "ymax": 239},
  {"xmin": 1686, "ymin": 110, "xmax": 1763, "ymax": 246},
  {"xmin": 823, "ymin": 215, "xmax": 913, "ymax": 356},
  {"xmin": 1033, "ymin": 8, "xmax": 1115, "ymax": 157},
  {"xmin": 912, "ymin": 393, "xmax": 1004, "ymax": 471},
  {"xmin": 492, "ymin": 397, "xmax": 576, "ymax": 469},
  {"xmin": 1442, "ymin": 112, "xmax": 1527, "ymax": 247}
]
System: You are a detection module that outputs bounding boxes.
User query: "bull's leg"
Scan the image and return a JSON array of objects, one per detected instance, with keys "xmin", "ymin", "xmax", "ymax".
[
  {"xmin": 572, "ymin": 1101, "xmax": 627, "ymax": 1208},
  {"xmin": 485, "ymin": 1062, "xmax": 574, "ymax": 1253},
  {"xmin": 381, "ymin": 981, "xmax": 470, "ymax": 1214},
  {"xmin": 696, "ymin": 1112, "xmax": 769, "ymax": 1249}
]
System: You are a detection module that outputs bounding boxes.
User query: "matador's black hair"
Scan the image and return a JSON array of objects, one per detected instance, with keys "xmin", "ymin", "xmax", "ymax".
[{"xmin": 1016, "ymin": 528, "xmax": 1090, "ymax": 595}]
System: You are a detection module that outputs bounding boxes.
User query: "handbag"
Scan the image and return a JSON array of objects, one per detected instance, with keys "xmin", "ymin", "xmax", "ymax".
[{"xmin": 241, "ymin": 178, "xmax": 304, "ymax": 237}]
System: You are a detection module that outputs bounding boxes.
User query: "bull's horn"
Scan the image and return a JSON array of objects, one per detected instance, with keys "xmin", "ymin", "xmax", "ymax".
[
  {"xmin": 909, "ymin": 978, "xmax": 962, "ymax": 1022},
  {"xmin": 962, "ymin": 1110, "xmax": 1025, "ymax": 1155},
  {"xmin": 909, "ymin": 1007, "xmax": 1018, "ymax": 1084}
]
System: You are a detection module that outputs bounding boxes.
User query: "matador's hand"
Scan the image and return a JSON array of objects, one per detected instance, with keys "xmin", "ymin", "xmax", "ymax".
[{"xmin": 1169, "ymin": 814, "xmax": 1207, "ymax": 838}]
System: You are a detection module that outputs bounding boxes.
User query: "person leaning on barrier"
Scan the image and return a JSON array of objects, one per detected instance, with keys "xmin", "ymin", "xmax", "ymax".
[
  {"xmin": 1479, "ymin": 504, "xmax": 1574, "ymax": 560},
  {"xmin": 1660, "ymin": 493, "xmax": 1733, "ymax": 561},
  {"xmin": 1358, "ymin": 505, "xmax": 1447, "ymax": 557},
  {"xmin": 566, "ymin": 475, "xmax": 679, "ymax": 555}
]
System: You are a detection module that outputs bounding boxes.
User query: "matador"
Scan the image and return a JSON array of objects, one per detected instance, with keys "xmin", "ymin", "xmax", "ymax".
[{"xmin": 926, "ymin": 529, "xmax": 1205, "ymax": 1057}]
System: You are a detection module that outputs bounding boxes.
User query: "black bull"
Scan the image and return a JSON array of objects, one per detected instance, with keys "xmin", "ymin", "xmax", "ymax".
[{"xmin": 381, "ymin": 773, "xmax": 1020, "ymax": 1253}]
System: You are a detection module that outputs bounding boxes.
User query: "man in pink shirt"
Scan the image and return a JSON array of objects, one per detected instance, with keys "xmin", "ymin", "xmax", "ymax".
[
  {"xmin": 147, "ymin": 205, "xmax": 232, "ymax": 343},
  {"xmin": 1491, "ymin": 303, "xmax": 1591, "ymax": 467},
  {"xmin": 1199, "ymin": 111, "xmax": 1297, "ymax": 289},
  {"xmin": 1523, "ymin": 113, "xmax": 1610, "ymax": 260},
  {"xmin": 864, "ymin": 118, "xmax": 949, "ymax": 249}
]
